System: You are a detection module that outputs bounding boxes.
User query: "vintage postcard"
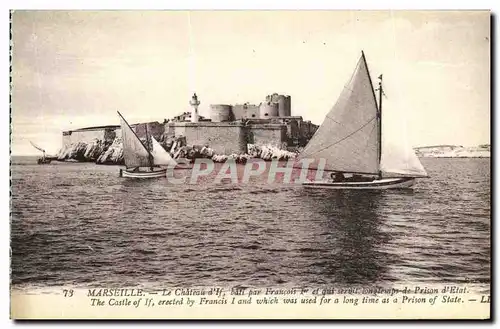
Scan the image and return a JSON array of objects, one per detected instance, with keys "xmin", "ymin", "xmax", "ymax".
[{"xmin": 9, "ymin": 10, "xmax": 491, "ymax": 319}]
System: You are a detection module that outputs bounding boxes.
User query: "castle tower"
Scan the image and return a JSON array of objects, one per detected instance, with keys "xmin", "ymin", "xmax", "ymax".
[{"xmin": 189, "ymin": 93, "xmax": 200, "ymax": 123}]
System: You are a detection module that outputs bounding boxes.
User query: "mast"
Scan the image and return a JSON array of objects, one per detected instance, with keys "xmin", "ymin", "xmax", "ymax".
[
  {"xmin": 377, "ymin": 74, "xmax": 383, "ymax": 178},
  {"xmin": 362, "ymin": 51, "xmax": 382, "ymax": 177},
  {"xmin": 144, "ymin": 123, "xmax": 154, "ymax": 170}
]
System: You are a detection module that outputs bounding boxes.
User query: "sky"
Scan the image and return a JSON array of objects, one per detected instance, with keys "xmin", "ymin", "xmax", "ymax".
[{"xmin": 10, "ymin": 10, "xmax": 490, "ymax": 155}]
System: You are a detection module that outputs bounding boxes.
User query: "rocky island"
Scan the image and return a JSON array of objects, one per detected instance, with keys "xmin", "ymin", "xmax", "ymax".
[
  {"xmin": 56, "ymin": 135, "xmax": 299, "ymax": 165},
  {"xmin": 56, "ymin": 93, "xmax": 317, "ymax": 165},
  {"xmin": 414, "ymin": 145, "xmax": 490, "ymax": 158},
  {"xmin": 55, "ymin": 93, "xmax": 490, "ymax": 165}
]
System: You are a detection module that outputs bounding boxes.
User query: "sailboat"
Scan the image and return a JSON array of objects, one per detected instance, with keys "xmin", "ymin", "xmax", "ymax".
[
  {"xmin": 298, "ymin": 51, "xmax": 428, "ymax": 190},
  {"xmin": 118, "ymin": 111, "xmax": 177, "ymax": 178},
  {"xmin": 30, "ymin": 141, "xmax": 52, "ymax": 164}
]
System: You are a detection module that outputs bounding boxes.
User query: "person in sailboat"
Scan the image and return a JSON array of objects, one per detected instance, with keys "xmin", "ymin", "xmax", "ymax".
[
  {"xmin": 331, "ymin": 172, "xmax": 345, "ymax": 182},
  {"xmin": 331, "ymin": 172, "xmax": 374, "ymax": 183},
  {"xmin": 353, "ymin": 174, "xmax": 376, "ymax": 182},
  {"xmin": 350, "ymin": 174, "xmax": 366, "ymax": 182}
]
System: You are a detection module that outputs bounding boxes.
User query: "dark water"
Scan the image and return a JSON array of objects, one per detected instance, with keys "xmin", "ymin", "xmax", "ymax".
[{"xmin": 10, "ymin": 157, "xmax": 490, "ymax": 292}]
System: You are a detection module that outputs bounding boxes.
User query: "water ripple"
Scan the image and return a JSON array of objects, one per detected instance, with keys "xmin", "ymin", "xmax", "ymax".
[{"xmin": 10, "ymin": 157, "xmax": 490, "ymax": 291}]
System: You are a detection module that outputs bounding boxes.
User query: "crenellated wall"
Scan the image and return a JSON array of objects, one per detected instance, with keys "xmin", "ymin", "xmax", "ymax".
[
  {"xmin": 210, "ymin": 104, "xmax": 234, "ymax": 122},
  {"xmin": 209, "ymin": 93, "xmax": 292, "ymax": 122},
  {"xmin": 62, "ymin": 129, "xmax": 108, "ymax": 147},
  {"xmin": 166, "ymin": 122, "xmax": 248, "ymax": 154},
  {"xmin": 265, "ymin": 93, "xmax": 291, "ymax": 117},
  {"xmin": 133, "ymin": 122, "xmax": 164, "ymax": 140},
  {"xmin": 62, "ymin": 122, "xmax": 166, "ymax": 148},
  {"xmin": 246, "ymin": 123, "xmax": 287, "ymax": 148},
  {"xmin": 259, "ymin": 102, "xmax": 279, "ymax": 119},
  {"xmin": 232, "ymin": 104, "xmax": 259, "ymax": 120}
]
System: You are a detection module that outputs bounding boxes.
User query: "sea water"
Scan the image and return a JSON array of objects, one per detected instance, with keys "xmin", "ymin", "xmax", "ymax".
[{"xmin": 10, "ymin": 157, "xmax": 490, "ymax": 292}]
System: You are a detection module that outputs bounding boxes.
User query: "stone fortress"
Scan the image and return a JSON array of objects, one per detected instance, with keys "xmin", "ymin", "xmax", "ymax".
[{"xmin": 61, "ymin": 93, "xmax": 319, "ymax": 157}]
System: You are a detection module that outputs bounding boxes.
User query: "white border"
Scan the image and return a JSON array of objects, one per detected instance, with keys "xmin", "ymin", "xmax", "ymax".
[{"xmin": 4, "ymin": 0, "xmax": 499, "ymax": 10}]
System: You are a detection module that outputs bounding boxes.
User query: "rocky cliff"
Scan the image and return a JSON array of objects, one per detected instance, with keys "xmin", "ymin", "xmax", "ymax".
[
  {"xmin": 57, "ymin": 139, "xmax": 112, "ymax": 162},
  {"xmin": 57, "ymin": 137, "xmax": 490, "ymax": 165},
  {"xmin": 414, "ymin": 145, "xmax": 490, "ymax": 158},
  {"xmin": 56, "ymin": 136, "xmax": 296, "ymax": 165}
]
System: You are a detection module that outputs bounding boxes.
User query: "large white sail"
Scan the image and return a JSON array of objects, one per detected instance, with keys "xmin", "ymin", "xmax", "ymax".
[
  {"xmin": 380, "ymin": 142, "xmax": 428, "ymax": 177},
  {"xmin": 377, "ymin": 79, "xmax": 428, "ymax": 178},
  {"xmin": 380, "ymin": 118, "xmax": 428, "ymax": 177},
  {"xmin": 119, "ymin": 113, "xmax": 152, "ymax": 168},
  {"xmin": 151, "ymin": 136, "xmax": 177, "ymax": 166},
  {"xmin": 298, "ymin": 53, "xmax": 380, "ymax": 174}
]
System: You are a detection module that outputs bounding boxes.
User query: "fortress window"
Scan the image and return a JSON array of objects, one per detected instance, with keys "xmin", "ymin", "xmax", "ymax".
[
  {"xmin": 252, "ymin": 114, "xmax": 256, "ymax": 118},
  {"xmin": 264, "ymin": 113, "xmax": 268, "ymax": 116}
]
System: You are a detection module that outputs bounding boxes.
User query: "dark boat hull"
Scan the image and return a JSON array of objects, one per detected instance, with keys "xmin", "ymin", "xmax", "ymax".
[
  {"xmin": 37, "ymin": 158, "xmax": 52, "ymax": 165},
  {"xmin": 302, "ymin": 177, "xmax": 416, "ymax": 190},
  {"xmin": 119, "ymin": 168, "xmax": 166, "ymax": 179}
]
